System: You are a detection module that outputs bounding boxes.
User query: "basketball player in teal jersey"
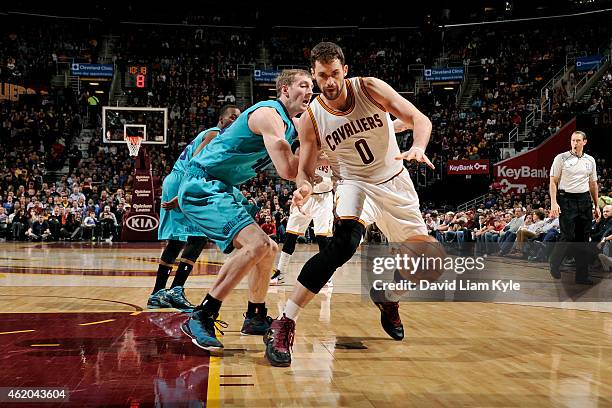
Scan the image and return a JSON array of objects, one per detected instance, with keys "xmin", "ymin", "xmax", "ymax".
[
  {"xmin": 147, "ymin": 105, "xmax": 241, "ymax": 312},
  {"xmin": 177, "ymin": 69, "xmax": 314, "ymax": 350}
]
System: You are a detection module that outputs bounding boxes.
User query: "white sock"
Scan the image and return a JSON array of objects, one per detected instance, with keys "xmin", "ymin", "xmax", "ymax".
[
  {"xmin": 384, "ymin": 289, "xmax": 402, "ymax": 303},
  {"xmin": 281, "ymin": 299, "xmax": 301, "ymax": 321},
  {"xmin": 277, "ymin": 251, "xmax": 291, "ymax": 274}
]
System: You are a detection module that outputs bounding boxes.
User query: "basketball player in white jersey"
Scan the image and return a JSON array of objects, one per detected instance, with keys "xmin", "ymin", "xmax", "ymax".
[
  {"xmin": 270, "ymin": 159, "xmax": 334, "ymax": 286},
  {"xmin": 265, "ymin": 42, "xmax": 435, "ymax": 367}
]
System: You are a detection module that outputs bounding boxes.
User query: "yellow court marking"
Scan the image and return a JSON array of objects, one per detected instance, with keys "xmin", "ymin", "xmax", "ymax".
[
  {"xmin": 206, "ymin": 313, "xmax": 223, "ymax": 408},
  {"xmin": 1, "ymin": 265, "xmax": 156, "ymax": 273},
  {"xmin": 130, "ymin": 311, "xmax": 142, "ymax": 316},
  {"xmin": 0, "ymin": 257, "xmax": 42, "ymax": 261},
  {"xmin": 31, "ymin": 344, "xmax": 60, "ymax": 347},
  {"xmin": 0, "ymin": 274, "xmax": 5, "ymax": 278},
  {"xmin": 79, "ymin": 319, "xmax": 115, "ymax": 326},
  {"xmin": 0, "ymin": 270, "xmax": 220, "ymax": 278},
  {"xmin": 207, "ymin": 356, "xmax": 221, "ymax": 408},
  {"xmin": 0, "ymin": 329, "xmax": 35, "ymax": 335}
]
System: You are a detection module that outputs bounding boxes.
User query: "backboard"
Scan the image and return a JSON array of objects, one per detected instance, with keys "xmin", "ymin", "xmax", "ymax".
[{"xmin": 102, "ymin": 106, "xmax": 168, "ymax": 144}]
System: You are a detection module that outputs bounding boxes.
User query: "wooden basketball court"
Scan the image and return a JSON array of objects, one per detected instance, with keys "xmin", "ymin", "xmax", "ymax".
[{"xmin": 0, "ymin": 241, "xmax": 610, "ymax": 407}]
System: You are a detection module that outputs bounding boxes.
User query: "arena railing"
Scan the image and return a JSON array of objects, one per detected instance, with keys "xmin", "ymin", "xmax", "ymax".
[{"xmin": 573, "ymin": 53, "xmax": 611, "ymax": 101}]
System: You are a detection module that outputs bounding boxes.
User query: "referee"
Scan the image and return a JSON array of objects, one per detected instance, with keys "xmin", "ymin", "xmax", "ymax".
[{"xmin": 549, "ymin": 130, "xmax": 600, "ymax": 284}]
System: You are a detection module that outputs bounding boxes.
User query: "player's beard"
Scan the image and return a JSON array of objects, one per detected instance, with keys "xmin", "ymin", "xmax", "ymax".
[{"xmin": 322, "ymin": 80, "xmax": 344, "ymax": 101}]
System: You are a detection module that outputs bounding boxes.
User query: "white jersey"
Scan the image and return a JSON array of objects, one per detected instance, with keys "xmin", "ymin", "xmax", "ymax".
[
  {"xmin": 307, "ymin": 77, "xmax": 403, "ymax": 184},
  {"xmin": 550, "ymin": 151, "xmax": 597, "ymax": 194},
  {"xmin": 313, "ymin": 165, "xmax": 333, "ymax": 193}
]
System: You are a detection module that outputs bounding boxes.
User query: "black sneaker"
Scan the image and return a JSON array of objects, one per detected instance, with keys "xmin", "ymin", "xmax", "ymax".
[
  {"xmin": 181, "ymin": 308, "xmax": 227, "ymax": 351},
  {"xmin": 163, "ymin": 286, "xmax": 196, "ymax": 312},
  {"xmin": 575, "ymin": 278, "xmax": 595, "ymax": 285},
  {"xmin": 563, "ymin": 258, "xmax": 576, "ymax": 267},
  {"xmin": 241, "ymin": 310, "xmax": 273, "ymax": 335},
  {"xmin": 147, "ymin": 289, "xmax": 171, "ymax": 309},
  {"xmin": 369, "ymin": 287, "xmax": 404, "ymax": 341},
  {"xmin": 264, "ymin": 314, "xmax": 295, "ymax": 367},
  {"xmin": 549, "ymin": 264, "xmax": 561, "ymax": 280}
]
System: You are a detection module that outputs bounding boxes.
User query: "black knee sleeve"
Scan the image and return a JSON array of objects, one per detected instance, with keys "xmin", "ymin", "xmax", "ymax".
[
  {"xmin": 160, "ymin": 240, "xmax": 185, "ymax": 264},
  {"xmin": 181, "ymin": 237, "xmax": 208, "ymax": 262},
  {"xmin": 282, "ymin": 232, "xmax": 299, "ymax": 255},
  {"xmin": 316, "ymin": 235, "xmax": 331, "ymax": 252},
  {"xmin": 298, "ymin": 219, "xmax": 364, "ymax": 294}
]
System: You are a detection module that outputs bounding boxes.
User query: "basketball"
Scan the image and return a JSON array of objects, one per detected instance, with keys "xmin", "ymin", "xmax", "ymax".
[{"xmin": 393, "ymin": 235, "xmax": 447, "ymax": 284}]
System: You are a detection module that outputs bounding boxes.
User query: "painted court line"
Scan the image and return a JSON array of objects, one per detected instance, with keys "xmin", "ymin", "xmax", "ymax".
[
  {"xmin": 207, "ymin": 356, "xmax": 221, "ymax": 408},
  {"xmin": 0, "ymin": 329, "xmax": 35, "ymax": 335},
  {"xmin": 79, "ymin": 319, "xmax": 116, "ymax": 326}
]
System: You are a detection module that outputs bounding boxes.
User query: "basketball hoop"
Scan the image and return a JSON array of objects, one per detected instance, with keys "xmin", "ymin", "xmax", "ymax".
[{"xmin": 125, "ymin": 135, "xmax": 144, "ymax": 157}]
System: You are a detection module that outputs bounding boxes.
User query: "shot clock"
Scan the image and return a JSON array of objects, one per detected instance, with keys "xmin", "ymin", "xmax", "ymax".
[{"xmin": 125, "ymin": 65, "xmax": 150, "ymax": 89}]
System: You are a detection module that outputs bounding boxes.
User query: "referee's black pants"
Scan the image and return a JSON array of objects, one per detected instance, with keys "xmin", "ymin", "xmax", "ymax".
[{"xmin": 549, "ymin": 191, "xmax": 592, "ymax": 282}]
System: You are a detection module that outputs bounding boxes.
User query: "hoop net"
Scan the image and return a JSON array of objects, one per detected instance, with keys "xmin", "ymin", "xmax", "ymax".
[{"xmin": 125, "ymin": 135, "xmax": 144, "ymax": 157}]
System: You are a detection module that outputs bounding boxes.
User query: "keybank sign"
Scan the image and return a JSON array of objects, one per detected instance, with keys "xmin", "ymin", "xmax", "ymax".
[
  {"xmin": 496, "ymin": 166, "xmax": 549, "ymax": 179},
  {"xmin": 493, "ymin": 118, "xmax": 576, "ymax": 193}
]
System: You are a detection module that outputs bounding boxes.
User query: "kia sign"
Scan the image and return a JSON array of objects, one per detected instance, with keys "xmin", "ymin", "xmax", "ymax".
[
  {"xmin": 494, "ymin": 118, "xmax": 576, "ymax": 193},
  {"xmin": 121, "ymin": 150, "xmax": 160, "ymax": 241},
  {"xmin": 126, "ymin": 215, "xmax": 159, "ymax": 232},
  {"xmin": 447, "ymin": 160, "xmax": 489, "ymax": 175}
]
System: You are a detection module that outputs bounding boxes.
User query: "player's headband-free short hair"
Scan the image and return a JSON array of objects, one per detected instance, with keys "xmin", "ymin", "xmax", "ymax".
[
  {"xmin": 310, "ymin": 41, "xmax": 345, "ymax": 67},
  {"xmin": 219, "ymin": 104, "xmax": 239, "ymax": 118},
  {"xmin": 572, "ymin": 130, "xmax": 587, "ymax": 140},
  {"xmin": 276, "ymin": 69, "xmax": 311, "ymax": 98}
]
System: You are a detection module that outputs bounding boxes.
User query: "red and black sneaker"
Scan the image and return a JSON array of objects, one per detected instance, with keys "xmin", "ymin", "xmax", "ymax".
[
  {"xmin": 370, "ymin": 287, "xmax": 404, "ymax": 340},
  {"xmin": 264, "ymin": 314, "xmax": 295, "ymax": 367}
]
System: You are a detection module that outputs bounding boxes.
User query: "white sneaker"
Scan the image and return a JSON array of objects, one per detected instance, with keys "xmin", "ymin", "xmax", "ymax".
[{"xmin": 270, "ymin": 270, "xmax": 284, "ymax": 285}]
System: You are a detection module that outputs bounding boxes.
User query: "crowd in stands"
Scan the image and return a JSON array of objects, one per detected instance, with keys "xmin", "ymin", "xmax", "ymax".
[
  {"xmin": 116, "ymin": 26, "xmax": 253, "ymax": 154},
  {"xmin": 421, "ymin": 157, "xmax": 612, "ymax": 268},
  {"xmin": 267, "ymin": 28, "xmax": 428, "ymax": 91},
  {"xmin": 581, "ymin": 68, "xmax": 612, "ymax": 113},
  {"xmin": 1, "ymin": 14, "xmax": 611, "ymax": 252},
  {"xmin": 239, "ymin": 172, "xmax": 294, "ymax": 244},
  {"xmin": 0, "ymin": 170, "xmax": 131, "ymax": 242},
  {"xmin": 424, "ymin": 198, "xmax": 611, "ymax": 269},
  {"xmin": 419, "ymin": 21, "xmax": 610, "ymax": 164},
  {"xmin": 0, "ymin": 21, "xmax": 101, "ymax": 86},
  {"xmin": 112, "ymin": 18, "xmax": 611, "ymax": 173}
]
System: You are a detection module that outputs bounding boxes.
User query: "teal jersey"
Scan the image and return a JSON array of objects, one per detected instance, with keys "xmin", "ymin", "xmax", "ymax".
[
  {"xmin": 189, "ymin": 100, "xmax": 296, "ymax": 186},
  {"xmin": 172, "ymin": 127, "xmax": 221, "ymax": 173}
]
